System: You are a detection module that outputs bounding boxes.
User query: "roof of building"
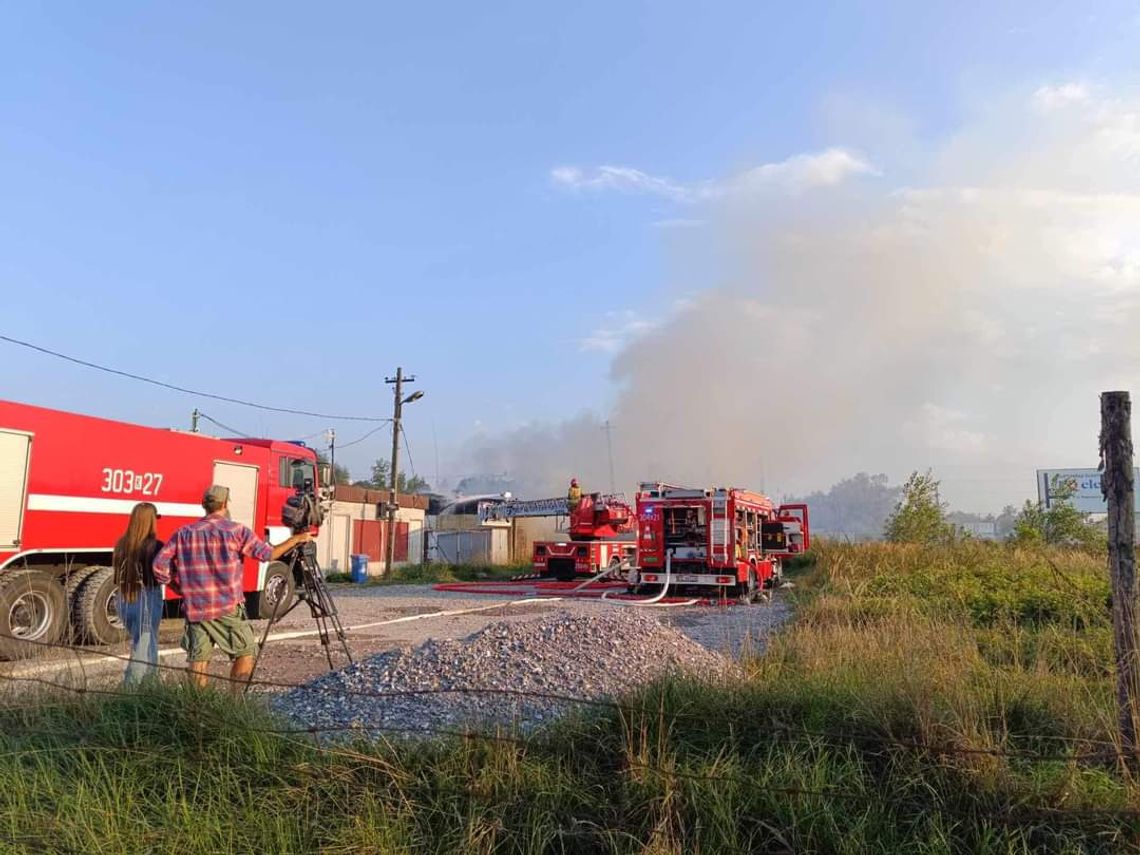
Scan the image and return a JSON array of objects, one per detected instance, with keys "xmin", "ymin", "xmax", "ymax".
[{"xmin": 330, "ymin": 484, "xmax": 429, "ymax": 510}]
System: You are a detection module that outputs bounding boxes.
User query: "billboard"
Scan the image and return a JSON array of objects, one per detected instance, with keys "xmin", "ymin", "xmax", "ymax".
[{"xmin": 1036, "ymin": 468, "xmax": 1140, "ymax": 514}]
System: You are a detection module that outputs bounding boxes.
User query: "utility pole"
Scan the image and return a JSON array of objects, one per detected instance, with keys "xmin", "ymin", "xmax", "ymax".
[
  {"xmin": 327, "ymin": 428, "xmax": 337, "ymax": 485},
  {"xmin": 603, "ymin": 420, "xmax": 616, "ymax": 494},
  {"xmin": 190, "ymin": 408, "xmax": 200, "ymax": 433},
  {"xmin": 384, "ymin": 368, "xmax": 421, "ymax": 576},
  {"xmin": 1102, "ymin": 390, "xmax": 1140, "ymax": 770}
]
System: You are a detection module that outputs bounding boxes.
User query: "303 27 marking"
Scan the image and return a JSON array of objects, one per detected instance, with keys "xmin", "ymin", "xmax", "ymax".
[{"xmin": 99, "ymin": 468, "xmax": 164, "ymax": 496}]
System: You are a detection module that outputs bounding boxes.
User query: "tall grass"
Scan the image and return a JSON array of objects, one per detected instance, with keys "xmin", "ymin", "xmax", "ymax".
[{"xmin": 2, "ymin": 541, "xmax": 1137, "ymax": 853}]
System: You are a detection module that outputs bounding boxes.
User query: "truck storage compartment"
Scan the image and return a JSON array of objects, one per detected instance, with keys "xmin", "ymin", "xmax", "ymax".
[{"xmin": 662, "ymin": 505, "xmax": 706, "ymax": 549}]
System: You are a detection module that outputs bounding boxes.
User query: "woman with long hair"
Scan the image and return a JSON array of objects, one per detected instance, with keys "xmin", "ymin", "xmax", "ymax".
[{"xmin": 112, "ymin": 502, "xmax": 164, "ymax": 685}]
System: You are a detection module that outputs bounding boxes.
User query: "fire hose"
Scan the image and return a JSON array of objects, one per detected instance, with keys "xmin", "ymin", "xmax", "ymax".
[
  {"xmin": 600, "ymin": 551, "xmax": 700, "ymax": 608},
  {"xmin": 432, "ymin": 551, "xmax": 740, "ymax": 606}
]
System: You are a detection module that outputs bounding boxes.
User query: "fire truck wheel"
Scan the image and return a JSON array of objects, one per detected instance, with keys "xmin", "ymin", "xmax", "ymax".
[
  {"xmin": 63, "ymin": 566, "xmax": 102, "ymax": 639},
  {"xmin": 737, "ymin": 565, "xmax": 759, "ymax": 604},
  {"xmin": 249, "ymin": 562, "xmax": 295, "ymax": 620},
  {"xmin": 0, "ymin": 569, "xmax": 68, "ymax": 659},
  {"xmin": 64, "ymin": 565, "xmax": 101, "ymax": 606},
  {"xmin": 74, "ymin": 567, "xmax": 128, "ymax": 646}
]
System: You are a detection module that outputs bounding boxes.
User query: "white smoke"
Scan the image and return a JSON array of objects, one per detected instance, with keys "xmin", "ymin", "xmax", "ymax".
[{"xmin": 462, "ymin": 84, "xmax": 1140, "ymax": 510}]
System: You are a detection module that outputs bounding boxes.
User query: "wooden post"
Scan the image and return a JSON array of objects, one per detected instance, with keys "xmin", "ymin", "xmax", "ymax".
[{"xmin": 1101, "ymin": 390, "xmax": 1140, "ymax": 767}]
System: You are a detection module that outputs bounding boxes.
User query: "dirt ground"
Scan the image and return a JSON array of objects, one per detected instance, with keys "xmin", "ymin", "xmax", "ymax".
[{"xmin": 0, "ymin": 583, "xmax": 789, "ymax": 695}]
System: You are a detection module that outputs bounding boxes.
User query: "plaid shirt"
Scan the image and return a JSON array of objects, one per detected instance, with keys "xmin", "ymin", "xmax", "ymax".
[{"xmin": 153, "ymin": 513, "xmax": 273, "ymax": 622}]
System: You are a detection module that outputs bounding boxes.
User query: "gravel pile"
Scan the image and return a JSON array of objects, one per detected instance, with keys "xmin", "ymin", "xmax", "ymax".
[{"xmin": 271, "ymin": 611, "xmax": 736, "ymax": 737}]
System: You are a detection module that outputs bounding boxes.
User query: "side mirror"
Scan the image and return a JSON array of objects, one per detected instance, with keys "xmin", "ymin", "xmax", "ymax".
[{"xmin": 318, "ymin": 463, "xmax": 332, "ymax": 486}]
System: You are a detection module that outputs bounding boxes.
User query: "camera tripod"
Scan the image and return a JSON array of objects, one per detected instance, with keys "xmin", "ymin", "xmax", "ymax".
[{"xmin": 247, "ymin": 540, "xmax": 354, "ymax": 688}]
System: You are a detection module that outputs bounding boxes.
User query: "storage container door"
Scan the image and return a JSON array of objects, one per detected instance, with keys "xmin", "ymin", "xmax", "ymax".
[
  {"xmin": 0, "ymin": 431, "xmax": 31, "ymax": 549},
  {"xmin": 211, "ymin": 461, "xmax": 259, "ymax": 528}
]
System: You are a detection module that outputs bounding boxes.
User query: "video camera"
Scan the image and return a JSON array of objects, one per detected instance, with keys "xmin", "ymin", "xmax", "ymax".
[
  {"xmin": 282, "ymin": 490, "xmax": 324, "ymax": 534},
  {"xmin": 282, "ymin": 464, "xmax": 326, "ymax": 535}
]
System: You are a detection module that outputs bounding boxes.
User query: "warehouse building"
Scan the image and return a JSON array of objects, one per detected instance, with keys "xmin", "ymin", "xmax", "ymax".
[{"xmin": 315, "ymin": 485, "xmax": 427, "ymax": 576}]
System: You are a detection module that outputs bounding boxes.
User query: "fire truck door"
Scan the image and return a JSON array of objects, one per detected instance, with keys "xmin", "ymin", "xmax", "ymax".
[
  {"xmin": 0, "ymin": 430, "xmax": 31, "ymax": 549},
  {"xmin": 212, "ymin": 461, "xmax": 258, "ymax": 528}
]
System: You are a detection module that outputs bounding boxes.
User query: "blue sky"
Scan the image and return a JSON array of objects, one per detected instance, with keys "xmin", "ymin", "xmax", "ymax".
[{"xmin": 3, "ymin": 2, "xmax": 1137, "ymax": 491}]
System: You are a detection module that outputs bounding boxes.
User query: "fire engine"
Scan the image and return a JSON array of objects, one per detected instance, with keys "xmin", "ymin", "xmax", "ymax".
[
  {"xmin": 479, "ymin": 485, "xmax": 637, "ymax": 581},
  {"xmin": 0, "ymin": 400, "xmax": 327, "ymax": 658},
  {"xmin": 632, "ymin": 482, "xmax": 809, "ymax": 601}
]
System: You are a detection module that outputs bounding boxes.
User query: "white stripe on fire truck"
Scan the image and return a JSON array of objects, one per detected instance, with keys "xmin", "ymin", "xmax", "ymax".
[{"xmin": 26, "ymin": 494, "xmax": 204, "ymax": 518}]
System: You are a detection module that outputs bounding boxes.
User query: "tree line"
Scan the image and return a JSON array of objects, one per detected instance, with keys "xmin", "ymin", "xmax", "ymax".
[
  {"xmin": 883, "ymin": 470, "xmax": 1104, "ymax": 548},
  {"xmin": 786, "ymin": 470, "xmax": 1105, "ymax": 547},
  {"xmin": 316, "ymin": 455, "xmax": 431, "ymax": 494}
]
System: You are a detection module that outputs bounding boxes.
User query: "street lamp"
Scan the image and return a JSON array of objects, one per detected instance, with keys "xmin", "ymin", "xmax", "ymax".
[{"xmin": 385, "ymin": 368, "xmax": 424, "ymax": 576}]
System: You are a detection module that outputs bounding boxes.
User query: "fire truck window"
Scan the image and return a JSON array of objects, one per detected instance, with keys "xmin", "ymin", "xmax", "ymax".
[{"xmin": 280, "ymin": 458, "xmax": 315, "ymax": 489}]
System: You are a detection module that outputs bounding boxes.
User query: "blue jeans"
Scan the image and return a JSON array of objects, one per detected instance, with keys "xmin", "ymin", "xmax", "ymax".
[{"xmin": 119, "ymin": 586, "xmax": 163, "ymax": 686}]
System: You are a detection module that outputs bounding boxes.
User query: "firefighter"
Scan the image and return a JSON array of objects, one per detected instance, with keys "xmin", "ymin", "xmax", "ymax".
[{"xmin": 567, "ymin": 478, "xmax": 583, "ymax": 512}]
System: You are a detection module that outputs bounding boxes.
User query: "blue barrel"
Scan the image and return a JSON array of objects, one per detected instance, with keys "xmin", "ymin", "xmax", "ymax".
[{"xmin": 350, "ymin": 554, "xmax": 369, "ymax": 583}]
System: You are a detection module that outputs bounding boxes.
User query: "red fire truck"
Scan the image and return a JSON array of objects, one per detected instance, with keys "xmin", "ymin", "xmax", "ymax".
[
  {"xmin": 632, "ymin": 482, "xmax": 809, "ymax": 600},
  {"xmin": 0, "ymin": 400, "xmax": 326, "ymax": 658},
  {"xmin": 479, "ymin": 487, "xmax": 637, "ymax": 581}
]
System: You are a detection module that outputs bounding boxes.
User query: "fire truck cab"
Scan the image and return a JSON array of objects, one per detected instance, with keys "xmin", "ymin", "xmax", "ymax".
[
  {"xmin": 0, "ymin": 400, "xmax": 327, "ymax": 658},
  {"xmin": 632, "ymin": 482, "xmax": 809, "ymax": 600}
]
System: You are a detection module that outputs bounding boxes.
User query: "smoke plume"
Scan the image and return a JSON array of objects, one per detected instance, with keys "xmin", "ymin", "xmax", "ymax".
[{"xmin": 463, "ymin": 84, "xmax": 1140, "ymax": 510}]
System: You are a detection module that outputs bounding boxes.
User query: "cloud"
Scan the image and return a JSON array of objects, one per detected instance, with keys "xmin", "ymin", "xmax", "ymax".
[
  {"xmin": 1032, "ymin": 82, "xmax": 1090, "ymax": 110},
  {"xmin": 550, "ymin": 148, "xmax": 876, "ymax": 203},
  {"xmin": 727, "ymin": 148, "xmax": 878, "ymax": 191},
  {"xmin": 579, "ymin": 311, "xmax": 660, "ymax": 353},
  {"xmin": 550, "ymin": 165, "xmax": 691, "ymax": 201},
  {"xmin": 579, "ymin": 298, "xmax": 699, "ymax": 353}
]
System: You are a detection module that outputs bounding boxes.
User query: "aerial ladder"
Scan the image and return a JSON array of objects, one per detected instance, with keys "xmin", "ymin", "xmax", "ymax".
[{"xmin": 478, "ymin": 483, "xmax": 636, "ymax": 580}]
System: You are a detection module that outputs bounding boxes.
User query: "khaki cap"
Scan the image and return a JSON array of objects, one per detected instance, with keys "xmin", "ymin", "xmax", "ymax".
[{"xmin": 203, "ymin": 484, "xmax": 230, "ymax": 506}]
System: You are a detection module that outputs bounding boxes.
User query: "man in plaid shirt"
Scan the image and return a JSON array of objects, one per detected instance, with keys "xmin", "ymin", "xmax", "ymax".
[{"xmin": 153, "ymin": 484, "xmax": 311, "ymax": 691}]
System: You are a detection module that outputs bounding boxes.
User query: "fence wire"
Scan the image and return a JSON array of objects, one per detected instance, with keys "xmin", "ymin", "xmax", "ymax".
[{"xmin": 0, "ymin": 630, "xmax": 1127, "ymax": 763}]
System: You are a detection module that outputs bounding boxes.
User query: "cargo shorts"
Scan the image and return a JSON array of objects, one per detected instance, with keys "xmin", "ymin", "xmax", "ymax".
[{"xmin": 182, "ymin": 603, "xmax": 257, "ymax": 662}]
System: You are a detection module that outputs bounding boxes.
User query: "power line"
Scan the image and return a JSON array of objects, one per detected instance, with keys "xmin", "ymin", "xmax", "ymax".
[
  {"xmin": 0, "ymin": 630, "xmax": 1125, "ymax": 759},
  {"xmin": 4, "ymin": 669, "xmax": 1140, "ymax": 831},
  {"xmin": 0, "ymin": 334, "xmax": 389, "ymax": 422},
  {"xmin": 296, "ymin": 428, "xmax": 331, "ymax": 442},
  {"xmin": 198, "ymin": 413, "xmax": 254, "ymax": 438},
  {"xmin": 337, "ymin": 422, "xmax": 390, "ymax": 450},
  {"xmin": 0, "ymin": 658, "xmax": 1129, "ymax": 763},
  {"xmin": 400, "ymin": 423, "xmax": 418, "ymax": 482}
]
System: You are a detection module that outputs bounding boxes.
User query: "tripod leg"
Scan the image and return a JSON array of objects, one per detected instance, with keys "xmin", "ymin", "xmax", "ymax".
[
  {"xmin": 259, "ymin": 544, "xmax": 355, "ymax": 675},
  {"xmin": 244, "ymin": 558, "xmax": 305, "ymax": 692},
  {"xmin": 245, "ymin": 607, "xmax": 275, "ymax": 693},
  {"xmin": 315, "ymin": 614, "xmax": 335, "ymax": 670}
]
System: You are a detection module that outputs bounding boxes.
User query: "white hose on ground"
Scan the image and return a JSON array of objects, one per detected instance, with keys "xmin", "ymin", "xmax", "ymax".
[
  {"xmin": 616, "ymin": 598, "xmax": 702, "ymax": 608},
  {"xmin": 600, "ymin": 550, "xmax": 701, "ymax": 608},
  {"xmin": 569, "ymin": 562, "xmax": 623, "ymax": 593}
]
